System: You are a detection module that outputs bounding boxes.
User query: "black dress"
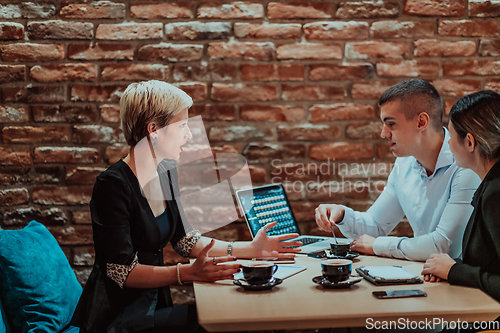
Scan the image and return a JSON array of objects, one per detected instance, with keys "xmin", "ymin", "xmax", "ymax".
[
  {"xmin": 71, "ymin": 159, "xmax": 203, "ymax": 333},
  {"xmin": 448, "ymin": 160, "xmax": 500, "ymax": 303}
]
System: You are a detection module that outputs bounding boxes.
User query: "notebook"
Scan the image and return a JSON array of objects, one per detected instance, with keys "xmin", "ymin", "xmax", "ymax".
[{"xmin": 235, "ymin": 183, "xmax": 334, "ymax": 254}]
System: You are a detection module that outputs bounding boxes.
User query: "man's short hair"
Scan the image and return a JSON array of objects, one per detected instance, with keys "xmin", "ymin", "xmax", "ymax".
[
  {"xmin": 120, "ymin": 80, "xmax": 193, "ymax": 146},
  {"xmin": 379, "ymin": 79, "xmax": 443, "ymax": 131}
]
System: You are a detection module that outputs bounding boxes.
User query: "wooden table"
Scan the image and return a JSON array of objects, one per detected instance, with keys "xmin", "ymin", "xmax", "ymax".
[{"xmin": 194, "ymin": 254, "xmax": 500, "ymax": 332}]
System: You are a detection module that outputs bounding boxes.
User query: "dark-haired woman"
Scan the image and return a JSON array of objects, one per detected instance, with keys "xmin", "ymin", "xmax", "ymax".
[{"xmin": 422, "ymin": 90, "xmax": 500, "ymax": 303}]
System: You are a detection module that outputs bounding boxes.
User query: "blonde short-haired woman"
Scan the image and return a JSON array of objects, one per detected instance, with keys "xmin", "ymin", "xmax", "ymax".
[{"xmin": 71, "ymin": 80, "xmax": 301, "ymax": 333}]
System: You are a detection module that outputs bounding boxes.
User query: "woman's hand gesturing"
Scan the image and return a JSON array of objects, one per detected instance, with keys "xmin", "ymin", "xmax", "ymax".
[
  {"xmin": 187, "ymin": 239, "xmax": 241, "ymax": 282},
  {"xmin": 250, "ymin": 221, "xmax": 302, "ymax": 259}
]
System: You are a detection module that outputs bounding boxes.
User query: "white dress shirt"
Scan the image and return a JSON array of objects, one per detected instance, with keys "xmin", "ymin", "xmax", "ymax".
[{"xmin": 337, "ymin": 128, "xmax": 481, "ymax": 261}]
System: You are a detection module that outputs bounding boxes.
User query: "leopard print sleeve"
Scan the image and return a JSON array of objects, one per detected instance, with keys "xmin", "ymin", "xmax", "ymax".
[
  {"xmin": 173, "ymin": 229, "xmax": 201, "ymax": 258},
  {"xmin": 106, "ymin": 252, "xmax": 139, "ymax": 288}
]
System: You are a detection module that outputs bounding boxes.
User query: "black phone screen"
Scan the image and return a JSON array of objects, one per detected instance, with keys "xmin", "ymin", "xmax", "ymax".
[{"xmin": 372, "ymin": 289, "xmax": 427, "ymax": 299}]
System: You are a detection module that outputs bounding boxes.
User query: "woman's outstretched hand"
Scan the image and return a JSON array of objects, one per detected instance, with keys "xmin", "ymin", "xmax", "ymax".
[
  {"xmin": 187, "ymin": 239, "xmax": 241, "ymax": 282},
  {"xmin": 250, "ymin": 221, "xmax": 302, "ymax": 259}
]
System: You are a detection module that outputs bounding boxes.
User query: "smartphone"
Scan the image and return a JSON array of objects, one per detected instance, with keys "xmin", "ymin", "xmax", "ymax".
[{"xmin": 372, "ymin": 289, "xmax": 427, "ymax": 299}]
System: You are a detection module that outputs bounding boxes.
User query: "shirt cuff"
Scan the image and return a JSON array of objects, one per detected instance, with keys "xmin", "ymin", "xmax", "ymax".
[
  {"xmin": 173, "ymin": 229, "xmax": 201, "ymax": 258},
  {"xmin": 106, "ymin": 252, "xmax": 139, "ymax": 289},
  {"xmin": 335, "ymin": 206, "xmax": 355, "ymax": 238},
  {"xmin": 372, "ymin": 236, "xmax": 402, "ymax": 258}
]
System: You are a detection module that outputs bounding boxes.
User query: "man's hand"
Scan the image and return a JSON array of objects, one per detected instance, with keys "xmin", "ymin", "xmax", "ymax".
[
  {"xmin": 350, "ymin": 235, "xmax": 376, "ymax": 255},
  {"xmin": 315, "ymin": 204, "xmax": 345, "ymax": 232}
]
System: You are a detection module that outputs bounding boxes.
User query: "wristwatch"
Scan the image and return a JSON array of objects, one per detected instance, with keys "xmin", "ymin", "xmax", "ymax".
[{"xmin": 227, "ymin": 242, "xmax": 234, "ymax": 256}]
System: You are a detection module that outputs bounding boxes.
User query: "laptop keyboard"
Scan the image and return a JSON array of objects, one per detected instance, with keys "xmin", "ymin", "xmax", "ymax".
[{"xmin": 300, "ymin": 237, "xmax": 321, "ymax": 245}]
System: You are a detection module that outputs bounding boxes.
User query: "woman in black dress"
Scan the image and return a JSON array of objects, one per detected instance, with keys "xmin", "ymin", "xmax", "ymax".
[
  {"xmin": 422, "ymin": 90, "xmax": 500, "ymax": 303},
  {"xmin": 71, "ymin": 80, "xmax": 302, "ymax": 333}
]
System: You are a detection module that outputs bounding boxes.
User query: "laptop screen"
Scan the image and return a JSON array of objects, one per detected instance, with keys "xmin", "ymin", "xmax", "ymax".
[{"xmin": 236, "ymin": 183, "xmax": 302, "ymax": 238}]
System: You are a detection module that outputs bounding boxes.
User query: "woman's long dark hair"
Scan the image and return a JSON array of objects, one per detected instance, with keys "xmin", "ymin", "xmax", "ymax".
[{"xmin": 450, "ymin": 90, "xmax": 500, "ymax": 161}]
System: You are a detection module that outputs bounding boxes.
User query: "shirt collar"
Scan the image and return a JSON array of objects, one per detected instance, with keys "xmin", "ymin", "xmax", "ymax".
[{"xmin": 413, "ymin": 127, "xmax": 454, "ymax": 178}]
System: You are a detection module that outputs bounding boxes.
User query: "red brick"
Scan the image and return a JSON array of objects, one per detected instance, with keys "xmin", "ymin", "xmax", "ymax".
[
  {"xmin": 173, "ymin": 82, "xmax": 207, "ymax": 101},
  {"xmin": 50, "ymin": 225, "xmax": 94, "ymax": 245},
  {"xmin": 278, "ymin": 124, "xmax": 341, "ymax": 141},
  {"xmin": 444, "ymin": 99, "xmax": 458, "ymax": 115},
  {"xmin": 234, "ymin": 23, "xmax": 301, "ymax": 39},
  {"xmin": 370, "ymin": 21, "xmax": 435, "ymax": 38},
  {"xmin": 197, "ymin": 2, "xmax": 264, "ymax": 19},
  {"xmin": 351, "ymin": 80, "xmax": 398, "ymax": 99},
  {"xmin": 0, "ymin": 105, "xmax": 29, "ymax": 122},
  {"xmin": 310, "ymin": 142, "xmax": 373, "ymax": 160},
  {"xmin": 281, "ymin": 85, "xmax": 345, "ymax": 101},
  {"xmin": 73, "ymin": 210, "xmax": 91, "ymax": 225},
  {"xmin": 131, "ymin": 2, "xmax": 193, "ymax": 19},
  {"xmin": 31, "ymin": 166, "xmax": 64, "ymax": 185},
  {"xmin": 21, "ymin": 2, "xmax": 56, "ymax": 19},
  {"xmin": 34, "ymin": 147, "xmax": 100, "ymax": 164},
  {"xmin": 0, "ymin": 22, "xmax": 24, "ymax": 40},
  {"xmin": 71, "ymin": 84, "xmax": 126, "ymax": 102},
  {"xmin": 0, "ymin": 188, "xmax": 29, "ymax": 206},
  {"xmin": 346, "ymin": 41, "xmax": 410, "ymax": 59},
  {"xmin": 414, "ymin": 39, "xmax": 476, "ymax": 57},
  {"xmin": 0, "ymin": 65, "xmax": 25, "ymax": 83},
  {"xmin": 96, "ymin": 23, "xmax": 162, "ymax": 40},
  {"xmin": 60, "ymin": 1, "xmax": 125, "ymax": 19},
  {"xmin": 241, "ymin": 105, "xmax": 304, "ymax": 122},
  {"xmin": 3, "ymin": 207, "xmax": 68, "ymax": 227},
  {"xmin": 0, "ymin": 147, "xmax": 30, "ymax": 166},
  {"xmin": 166, "ymin": 22, "xmax": 231, "ymax": 40},
  {"xmin": 3, "ymin": 86, "xmax": 66, "ymax": 103},
  {"xmin": 209, "ymin": 126, "xmax": 273, "ymax": 142},
  {"xmin": 270, "ymin": 163, "xmax": 333, "ymax": 183},
  {"xmin": 376, "ymin": 60, "xmax": 440, "ymax": 77},
  {"xmin": 32, "ymin": 105, "xmax": 98, "ymax": 123},
  {"xmin": 309, "ymin": 63, "xmax": 373, "ymax": 80},
  {"xmin": 405, "ymin": 0, "xmax": 464, "ymax": 17},
  {"xmin": 0, "ymin": 4, "xmax": 21, "ymax": 19},
  {"xmin": 444, "ymin": 59, "xmax": 500, "ymax": 76},
  {"xmin": 3, "ymin": 125, "xmax": 69, "ymax": 144},
  {"xmin": 73, "ymin": 125, "xmax": 124, "ymax": 144},
  {"xmin": 33, "ymin": 186, "xmax": 92, "ymax": 205},
  {"xmin": 243, "ymin": 143, "xmax": 306, "ymax": 161},
  {"xmin": 486, "ymin": 79, "xmax": 500, "ymax": 94},
  {"xmin": 335, "ymin": 1, "xmax": 399, "ymax": 18},
  {"xmin": 470, "ymin": 0, "xmax": 500, "ymax": 17},
  {"xmin": 480, "ymin": 39, "xmax": 500, "ymax": 56},
  {"xmin": 432, "ymin": 79, "xmax": 482, "ymax": 97},
  {"xmin": 28, "ymin": 20, "xmax": 93, "ymax": 40},
  {"xmin": 267, "ymin": 2, "xmax": 331, "ymax": 19},
  {"xmin": 100, "ymin": 104, "xmax": 120, "ymax": 122},
  {"xmin": 30, "ymin": 64, "xmax": 97, "ymax": 82},
  {"xmin": 138, "ymin": 43, "xmax": 203, "ymax": 62},
  {"xmin": 346, "ymin": 121, "xmax": 383, "ymax": 139},
  {"xmin": 310, "ymin": 103, "xmax": 374, "ymax": 122},
  {"xmin": 290, "ymin": 202, "xmax": 316, "ymax": 222},
  {"xmin": 190, "ymin": 104, "xmax": 236, "ymax": 121},
  {"xmin": 439, "ymin": 19, "xmax": 498, "ymax": 36},
  {"xmin": 173, "ymin": 63, "xmax": 238, "ymax": 82},
  {"xmin": 73, "ymin": 246, "xmax": 95, "ymax": 265},
  {"xmin": 208, "ymin": 42, "xmax": 274, "ymax": 60},
  {"xmin": 241, "ymin": 64, "xmax": 304, "ymax": 81},
  {"xmin": 304, "ymin": 21, "xmax": 369, "ymax": 40},
  {"xmin": 68, "ymin": 43, "xmax": 134, "ymax": 60},
  {"xmin": 101, "ymin": 64, "xmax": 168, "ymax": 81},
  {"xmin": 105, "ymin": 144, "xmax": 129, "ymax": 164},
  {"xmin": 1, "ymin": 43, "xmax": 64, "ymax": 62},
  {"xmin": 277, "ymin": 43, "xmax": 342, "ymax": 60},
  {"xmin": 211, "ymin": 83, "xmax": 276, "ymax": 102},
  {"xmin": 66, "ymin": 166, "xmax": 106, "ymax": 185}
]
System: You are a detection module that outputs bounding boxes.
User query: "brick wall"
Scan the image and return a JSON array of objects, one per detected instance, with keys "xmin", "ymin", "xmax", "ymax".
[{"xmin": 1, "ymin": 0, "xmax": 499, "ymax": 283}]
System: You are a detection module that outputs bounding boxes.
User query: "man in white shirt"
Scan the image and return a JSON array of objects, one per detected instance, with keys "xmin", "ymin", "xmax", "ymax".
[{"xmin": 315, "ymin": 79, "xmax": 481, "ymax": 261}]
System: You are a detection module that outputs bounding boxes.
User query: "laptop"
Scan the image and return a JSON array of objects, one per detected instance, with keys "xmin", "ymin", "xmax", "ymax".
[{"xmin": 235, "ymin": 183, "xmax": 334, "ymax": 254}]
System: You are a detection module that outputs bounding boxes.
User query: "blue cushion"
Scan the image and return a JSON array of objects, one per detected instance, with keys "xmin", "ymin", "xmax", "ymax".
[
  {"xmin": 0, "ymin": 298, "xmax": 7, "ymax": 333},
  {"xmin": 0, "ymin": 221, "xmax": 82, "ymax": 333}
]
